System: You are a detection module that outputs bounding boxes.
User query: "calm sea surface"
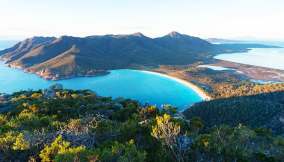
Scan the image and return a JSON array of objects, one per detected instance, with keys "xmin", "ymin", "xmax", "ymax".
[
  {"xmin": 3, "ymin": 40, "xmax": 282, "ymax": 109},
  {"xmin": 0, "ymin": 62, "xmax": 202, "ymax": 110},
  {"xmin": 215, "ymin": 42, "xmax": 284, "ymax": 70}
]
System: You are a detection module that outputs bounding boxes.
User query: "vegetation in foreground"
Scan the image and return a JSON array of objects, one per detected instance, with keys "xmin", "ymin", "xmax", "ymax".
[
  {"xmin": 0, "ymin": 86, "xmax": 284, "ymax": 162},
  {"xmin": 185, "ymin": 91, "xmax": 284, "ymax": 135}
]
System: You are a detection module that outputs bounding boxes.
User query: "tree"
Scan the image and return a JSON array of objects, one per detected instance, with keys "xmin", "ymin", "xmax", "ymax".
[
  {"xmin": 12, "ymin": 133, "xmax": 30, "ymax": 150},
  {"xmin": 39, "ymin": 135, "xmax": 91, "ymax": 162},
  {"xmin": 0, "ymin": 132, "xmax": 29, "ymax": 151},
  {"xmin": 95, "ymin": 140, "xmax": 146, "ymax": 162},
  {"xmin": 151, "ymin": 114, "xmax": 185, "ymax": 162}
]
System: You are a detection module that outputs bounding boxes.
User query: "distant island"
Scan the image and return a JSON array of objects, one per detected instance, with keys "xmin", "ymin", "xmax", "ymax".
[{"xmin": 0, "ymin": 31, "xmax": 277, "ymax": 80}]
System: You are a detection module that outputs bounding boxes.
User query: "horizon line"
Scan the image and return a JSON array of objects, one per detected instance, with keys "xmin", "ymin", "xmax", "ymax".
[{"xmin": 0, "ymin": 31, "xmax": 284, "ymax": 42}]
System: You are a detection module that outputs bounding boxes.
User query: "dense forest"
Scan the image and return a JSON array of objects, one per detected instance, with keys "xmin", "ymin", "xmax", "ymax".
[
  {"xmin": 0, "ymin": 86, "xmax": 284, "ymax": 162},
  {"xmin": 184, "ymin": 91, "xmax": 284, "ymax": 135}
]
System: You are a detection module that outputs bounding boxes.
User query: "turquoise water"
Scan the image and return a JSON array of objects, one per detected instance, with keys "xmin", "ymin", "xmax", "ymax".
[
  {"xmin": 0, "ymin": 62, "xmax": 203, "ymax": 109},
  {"xmin": 215, "ymin": 42, "xmax": 284, "ymax": 70}
]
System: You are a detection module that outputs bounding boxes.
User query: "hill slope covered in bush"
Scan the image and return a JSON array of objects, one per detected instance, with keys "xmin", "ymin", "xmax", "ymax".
[{"xmin": 0, "ymin": 88, "xmax": 284, "ymax": 161}]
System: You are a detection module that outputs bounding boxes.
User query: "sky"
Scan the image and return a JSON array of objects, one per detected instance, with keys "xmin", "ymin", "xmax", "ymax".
[{"xmin": 0, "ymin": 0, "xmax": 283, "ymax": 40}]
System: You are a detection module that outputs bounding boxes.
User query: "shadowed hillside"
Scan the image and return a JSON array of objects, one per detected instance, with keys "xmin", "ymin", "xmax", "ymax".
[
  {"xmin": 1, "ymin": 88, "xmax": 284, "ymax": 161},
  {"xmin": 184, "ymin": 91, "xmax": 284, "ymax": 135},
  {"xmin": 0, "ymin": 32, "xmax": 277, "ymax": 80}
]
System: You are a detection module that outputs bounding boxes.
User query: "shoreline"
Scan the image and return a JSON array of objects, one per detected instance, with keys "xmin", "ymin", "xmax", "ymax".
[
  {"xmin": 0, "ymin": 60, "xmax": 211, "ymax": 101},
  {"xmin": 211, "ymin": 60, "xmax": 284, "ymax": 82},
  {"xmin": 140, "ymin": 70, "xmax": 212, "ymax": 101}
]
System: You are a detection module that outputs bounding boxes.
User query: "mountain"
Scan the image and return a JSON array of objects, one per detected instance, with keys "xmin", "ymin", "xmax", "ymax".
[
  {"xmin": 0, "ymin": 32, "xmax": 273, "ymax": 80},
  {"xmin": 0, "ymin": 40, "xmax": 19, "ymax": 50},
  {"xmin": 0, "ymin": 32, "xmax": 216, "ymax": 80},
  {"xmin": 157, "ymin": 31, "xmax": 213, "ymax": 52},
  {"xmin": 0, "ymin": 37, "xmax": 56, "ymax": 62}
]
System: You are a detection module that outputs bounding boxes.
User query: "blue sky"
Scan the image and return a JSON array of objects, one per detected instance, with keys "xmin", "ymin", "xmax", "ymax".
[{"xmin": 0, "ymin": 0, "xmax": 283, "ymax": 40}]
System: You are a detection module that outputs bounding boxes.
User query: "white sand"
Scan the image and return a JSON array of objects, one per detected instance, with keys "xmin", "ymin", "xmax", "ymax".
[{"xmin": 140, "ymin": 70, "xmax": 211, "ymax": 101}]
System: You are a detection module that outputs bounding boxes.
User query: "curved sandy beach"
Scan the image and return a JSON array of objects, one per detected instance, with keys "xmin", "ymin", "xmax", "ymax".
[{"xmin": 140, "ymin": 70, "xmax": 211, "ymax": 101}]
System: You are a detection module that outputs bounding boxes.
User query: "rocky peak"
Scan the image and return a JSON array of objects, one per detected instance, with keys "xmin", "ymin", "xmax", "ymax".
[{"xmin": 166, "ymin": 31, "xmax": 183, "ymax": 38}]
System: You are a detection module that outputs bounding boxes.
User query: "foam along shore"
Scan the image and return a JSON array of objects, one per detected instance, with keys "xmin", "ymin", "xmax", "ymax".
[{"xmin": 140, "ymin": 70, "xmax": 211, "ymax": 101}]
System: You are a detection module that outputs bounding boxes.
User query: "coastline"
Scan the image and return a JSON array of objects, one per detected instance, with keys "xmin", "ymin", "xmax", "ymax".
[
  {"xmin": 0, "ymin": 59, "xmax": 211, "ymax": 101},
  {"xmin": 140, "ymin": 70, "xmax": 212, "ymax": 101}
]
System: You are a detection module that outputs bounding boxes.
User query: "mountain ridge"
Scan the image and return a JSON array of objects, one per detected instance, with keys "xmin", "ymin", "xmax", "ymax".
[{"xmin": 0, "ymin": 32, "xmax": 275, "ymax": 80}]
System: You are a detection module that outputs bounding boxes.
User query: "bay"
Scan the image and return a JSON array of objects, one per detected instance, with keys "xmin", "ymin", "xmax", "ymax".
[
  {"xmin": 0, "ymin": 62, "xmax": 203, "ymax": 110},
  {"xmin": 215, "ymin": 42, "xmax": 284, "ymax": 70}
]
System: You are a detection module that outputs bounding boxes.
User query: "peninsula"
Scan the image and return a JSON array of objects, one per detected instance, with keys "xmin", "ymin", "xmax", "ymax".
[{"xmin": 0, "ymin": 32, "xmax": 276, "ymax": 80}]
